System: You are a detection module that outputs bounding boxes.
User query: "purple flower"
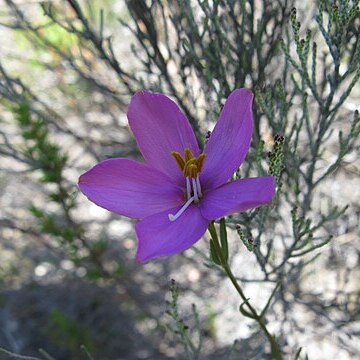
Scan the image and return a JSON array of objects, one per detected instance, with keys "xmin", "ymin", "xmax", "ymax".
[{"xmin": 79, "ymin": 89, "xmax": 275, "ymax": 262}]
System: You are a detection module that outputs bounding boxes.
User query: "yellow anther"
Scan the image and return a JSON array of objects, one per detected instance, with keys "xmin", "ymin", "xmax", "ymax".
[
  {"xmin": 170, "ymin": 149, "xmax": 207, "ymax": 178},
  {"xmin": 171, "ymin": 151, "xmax": 185, "ymax": 170},
  {"xmin": 183, "ymin": 158, "xmax": 196, "ymax": 177},
  {"xmin": 184, "ymin": 148, "xmax": 194, "ymax": 162},
  {"xmin": 196, "ymin": 153, "xmax": 206, "ymax": 172},
  {"xmin": 188, "ymin": 164, "xmax": 198, "ymax": 178}
]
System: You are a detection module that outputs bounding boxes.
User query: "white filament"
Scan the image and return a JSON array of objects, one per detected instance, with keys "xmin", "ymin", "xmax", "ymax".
[
  {"xmin": 168, "ymin": 176, "xmax": 203, "ymax": 222},
  {"xmin": 192, "ymin": 178, "xmax": 199, "ymax": 202},
  {"xmin": 196, "ymin": 175, "xmax": 202, "ymax": 198},
  {"xmin": 186, "ymin": 177, "xmax": 191, "ymax": 199},
  {"xmin": 168, "ymin": 196, "xmax": 195, "ymax": 221}
]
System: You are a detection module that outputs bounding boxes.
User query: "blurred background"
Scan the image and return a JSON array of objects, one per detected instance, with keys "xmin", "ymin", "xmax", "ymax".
[{"xmin": 0, "ymin": 1, "xmax": 359, "ymax": 359}]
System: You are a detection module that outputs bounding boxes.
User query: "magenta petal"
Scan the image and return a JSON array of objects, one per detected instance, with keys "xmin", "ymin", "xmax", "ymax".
[
  {"xmin": 135, "ymin": 205, "xmax": 208, "ymax": 262},
  {"xmin": 128, "ymin": 91, "xmax": 200, "ymax": 183},
  {"xmin": 200, "ymin": 176, "xmax": 275, "ymax": 220},
  {"xmin": 79, "ymin": 158, "xmax": 184, "ymax": 219},
  {"xmin": 201, "ymin": 88, "xmax": 254, "ymax": 190}
]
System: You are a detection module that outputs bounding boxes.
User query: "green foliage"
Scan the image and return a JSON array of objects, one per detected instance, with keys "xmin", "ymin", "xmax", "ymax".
[
  {"xmin": 49, "ymin": 309, "xmax": 94, "ymax": 356},
  {"xmin": 165, "ymin": 280, "xmax": 202, "ymax": 360},
  {"xmin": 29, "ymin": 205, "xmax": 80, "ymax": 245},
  {"xmin": 289, "ymin": 205, "xmax": 348, "ymax": 258},
  {"xmin": 248, "ymin": 0, "xmax": 360, "ymax": 278},
  {"xmin": 282, "ymin": 2, "xmax": 360, "ymax": 116},
  {"xmin": 255, "ymin": 80, "xmax": 292, "ymax": 134},
  {"xmin": 269, "ymin": 134, "xmax": 285, "ymax": 187},
  {"xmin": 219, "ymin": 218, "xmax": 229, "ymax": 263},
  {"xmin": 208, "ymin": 221, "xmax": 228, "ymax": 265},
  {"xmin": 11, "ymin": 102, "xmax": 109, "ymax": 277},
  {"xmin": 209, "ymin": 238, "xmax": 222, "ymax": 266},
  {"xmin": 236, "ymin": 225, "xmax": 255, "ymax": 252},
  {"xmin": 14, "ymin": 103, "xmax": 80, "ymax": 246},
  {"xmin": 14, "ymin": 103, "xmax": 68, "ymax": 184}
]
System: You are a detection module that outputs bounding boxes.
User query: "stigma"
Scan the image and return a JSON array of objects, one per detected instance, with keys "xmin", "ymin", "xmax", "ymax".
[{"xmin": 168, "ymin": 149, "xmax": 206, "ymax": 221}]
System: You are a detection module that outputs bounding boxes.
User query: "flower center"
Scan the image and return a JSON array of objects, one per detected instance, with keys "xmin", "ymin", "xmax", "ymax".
[{"xmin": 168, "ymin": 149, "xmax": 206, "ymax": 221}]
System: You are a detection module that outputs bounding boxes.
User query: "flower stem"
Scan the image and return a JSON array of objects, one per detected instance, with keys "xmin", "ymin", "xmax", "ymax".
[{"xmin": 208, "ymin": 222, "xmax": 282, "ymax": 360}]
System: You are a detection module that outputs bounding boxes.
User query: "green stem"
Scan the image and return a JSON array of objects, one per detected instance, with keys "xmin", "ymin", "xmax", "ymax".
[{"xmin": 208, "ymin": 222, "xmax": 283, "ymax": 360}]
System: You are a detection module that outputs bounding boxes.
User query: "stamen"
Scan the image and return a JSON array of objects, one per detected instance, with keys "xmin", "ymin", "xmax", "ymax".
[
  {"xmin": 184, "ymin": 148, "xmax": 194, "ymax": 162},
  {"xmin": 192, "ymin": 178, "xmax": 199, "ymax": 202},
  {"xmin": 169, "ymin": 149, "xmax": 207, "ymax": 220},
  {"xmin": 183, "ymin": 159, "xmax": 196, "ymax": 177},
  {"xmin": 168, "ymin": 196, "xmax": 195, "ymax": 221},
  {"xmin": 186, "ymin": 177, "xmax": 191, "ymax": 199},
  {"xmin": 190, "ymin": 164, "xmax": 197, "ymax": 178},
  {"xmin": 171, "ymin": 151, "xmax": 185, "ymax": 170},
  {"xmin": 196, "ymin": 153, "xmax": 206, "ymax": 172},
  {"xmin": 196, "ymin": 174, "xmax": 202, "ymax": 197}
]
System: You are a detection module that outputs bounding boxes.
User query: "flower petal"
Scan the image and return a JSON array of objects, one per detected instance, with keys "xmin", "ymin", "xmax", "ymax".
[
  {"xmin": 79, "ymin": 158, "xmax": 184, "ymax": 219},
  {"xmin": 200, "ymin": 176, "xmax": 275, "ymax": 220},
  {"xmin": 135, "ymin": 205, "xmax": 208, "ymax": 262},
  {"xmin": 201, "ymin": 88, "xmax": 254, "ymax": 190},
  {"xmin": 128, "ymin": 91, "xmax": 200, "ymax": 183}
]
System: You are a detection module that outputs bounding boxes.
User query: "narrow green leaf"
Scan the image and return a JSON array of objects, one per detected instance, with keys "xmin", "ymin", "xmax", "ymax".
[
  {"xmin": 294, "ymin": 347, "xmax": 302, "ymax": 360},
  {"xmin": 219, "ymin": 218, "xmax": 229, "ymax": 263},
  {"xmin": 260, "ymin": 282, "xmax": 280, "ymax": 319},
  {"xmin": 239, "ymin": 299, "xmax": 256, "ymax": 319},
  {"xmin": 210, "ymin": 238, "xmax": 222, "ymax": 265}
]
